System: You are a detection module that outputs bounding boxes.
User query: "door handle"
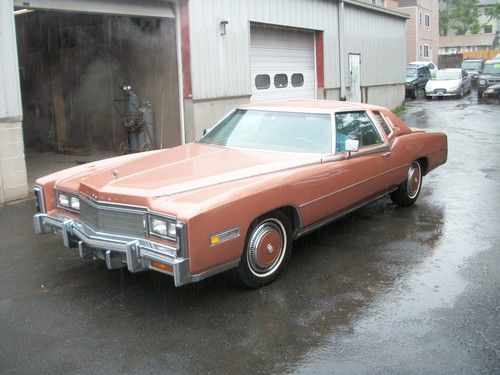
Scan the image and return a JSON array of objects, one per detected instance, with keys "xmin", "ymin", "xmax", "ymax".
[{"xmin": 382, "ymin": 152, "xmax": 391, "ymax": 160}]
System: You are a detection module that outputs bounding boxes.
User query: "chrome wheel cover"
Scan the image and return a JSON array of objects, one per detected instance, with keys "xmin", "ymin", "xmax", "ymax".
[
  {"xmin": 247, "ymin": 218, "xmax": 287, "ymax": 278},
  {"xmin": 407, "ymin": 161, "xmax": 422, "ymax": 199}
]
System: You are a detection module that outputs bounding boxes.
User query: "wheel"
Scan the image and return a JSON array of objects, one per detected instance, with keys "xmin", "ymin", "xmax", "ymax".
[
  {"xmin": 236, "ymin": 211, "xmax": 292, "ymax": 288},
  {"xmin": 478, "ymin": 91, "xmax": 483, "ymax": 99},
  {"xmin": 410, "ymin": 89, "xmax": 417, "ymax": 99},
  {"xmin": 425, "ymin": 95, "xmax": 432, "ymax": 100},
  {"xmin": 459, "ymin": 86, "xmax": 464, "ymax": 98},
  {"xmin": 390, "ymin": 160, "xmax": 423, "ymax": 207}
]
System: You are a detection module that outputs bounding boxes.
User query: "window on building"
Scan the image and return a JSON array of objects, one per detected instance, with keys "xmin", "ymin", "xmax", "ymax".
[
  {"xmin": 484, "ymin": 25, "xmax": 493, "ymax": 33},
  {"xmin": 424, "ymin": 14, "xmax": 430, "ymax": 27},
  {"xmin": 291, "ymin": 73, "xmax": 304, "ymax": 87},
  {"xmin": 255, "ymin": 74, "xmax": 270, "ymax": 90},
  {"xmin": 423, "ymin": 45, "xmax": 429, "ymax": 58},
  {"xmin": 274, "ymin": 74, "xmax": 288, "ymax": 88}
]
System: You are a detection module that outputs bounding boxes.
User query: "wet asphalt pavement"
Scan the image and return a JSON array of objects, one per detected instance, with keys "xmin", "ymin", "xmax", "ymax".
[{"xmin": 1, "ymin": 92, "xmax": 499, "ymax": 374}]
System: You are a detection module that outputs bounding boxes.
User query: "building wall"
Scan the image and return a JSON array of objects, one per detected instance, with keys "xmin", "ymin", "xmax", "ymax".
[
  {"xmin": 185, "ymin": 0, "xmax": 407, "ymax": 139},
  {"xmin": 398, "ymin": 0, "xmax": 438, "ymax": 64},
  {"xmin": 343, "ymin": 3, "xmax": 406, "ymax": 86},
  {"xmin": 0, "ymin": 0, "xmax": 28, "ymax": 204}
]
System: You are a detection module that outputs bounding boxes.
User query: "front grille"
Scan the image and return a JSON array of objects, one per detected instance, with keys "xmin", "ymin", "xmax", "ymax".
[{"xmin": 80, "ymin": 197, "xmax": 146, "ymax": 238}]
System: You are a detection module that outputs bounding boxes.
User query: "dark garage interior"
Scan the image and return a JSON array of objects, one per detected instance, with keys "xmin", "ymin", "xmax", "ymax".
[{"xmin": 15, "ymin": 9, "xmax": 181, "ymax": 156}]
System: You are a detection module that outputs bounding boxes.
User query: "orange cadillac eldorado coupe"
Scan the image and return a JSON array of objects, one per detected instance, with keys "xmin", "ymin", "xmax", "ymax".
[{"xmin": 33, "ymin": 100, "xmax": 447, "ymax": 288}]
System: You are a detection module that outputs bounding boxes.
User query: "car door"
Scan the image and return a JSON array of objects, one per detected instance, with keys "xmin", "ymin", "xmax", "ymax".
[
  {"xmin": 462, "ymin": 69, "xmax": 471, "ymax": 91},
  {"xmin": 319, "ymin": 110, "xmax": 391, "ymax": 215}
]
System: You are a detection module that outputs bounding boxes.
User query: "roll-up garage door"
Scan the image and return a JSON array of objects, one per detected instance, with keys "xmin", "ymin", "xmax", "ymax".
[{"xmin": 250, "ymin": 25, "xmax": 316, "ymax": 102}]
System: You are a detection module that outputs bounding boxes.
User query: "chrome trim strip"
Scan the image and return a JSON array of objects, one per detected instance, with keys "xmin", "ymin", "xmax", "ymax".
[
  {"xmin": 295, "ymin": 188, "xmax": 397, "ymax": 238},
  {"xmin": 189, "ymin": 260, "xmax": 240, "ymax": 283},
  {"xmin": 299, "ymin": 164, "xmax": 407, "ymax": 208},
  {"xmin": 209, "ymin": 227, "xmax": 240, "ymax": 247},
  {"xmin": 34, "ymin": 186, "xmax": 46, "ymax": 214}
]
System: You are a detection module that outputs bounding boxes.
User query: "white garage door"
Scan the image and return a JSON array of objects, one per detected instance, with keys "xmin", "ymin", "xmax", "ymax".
[{"xmin": 250, "ymin": 26, "xmax": 316, "ymax": 102}]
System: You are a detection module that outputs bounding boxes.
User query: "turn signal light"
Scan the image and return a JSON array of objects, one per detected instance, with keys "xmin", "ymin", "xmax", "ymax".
[{"xmin": 150, "ymin": 261, "xmax": 173, "ymax": 273}]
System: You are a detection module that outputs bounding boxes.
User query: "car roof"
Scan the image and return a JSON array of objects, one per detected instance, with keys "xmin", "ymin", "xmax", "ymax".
[
  {"xmin": 409, "ymin": 61, "xmax": 435, "ymax": 66},
  {"xmin": 238, "ymin": 100, "xmax": 383, "ymax": 113}
]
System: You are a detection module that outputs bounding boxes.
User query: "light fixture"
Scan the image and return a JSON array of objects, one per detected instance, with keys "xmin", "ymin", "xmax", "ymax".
[{"xmin": 14, "ymin": 8, "xmax": 34, "ymax": 16}]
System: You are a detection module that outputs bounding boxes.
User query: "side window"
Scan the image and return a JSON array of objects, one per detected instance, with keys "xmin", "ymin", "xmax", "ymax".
[
  {"xmin": 335, "ymin": 111, "xmax": 383, "ymax": 152},
  {"xmin": 255, "ymin": 74, "xmax": 270, "ymax": 90},
  {"xmin": 373, "ymin": 112, "xmax": 392, "ymax": 136},
  {"xmin": 291, "ymin": 73, "xmax": 304, "ymax": 87},
  {"xmin": 274, "ymin": 74, "xmax": 288, "ymax": 88}
]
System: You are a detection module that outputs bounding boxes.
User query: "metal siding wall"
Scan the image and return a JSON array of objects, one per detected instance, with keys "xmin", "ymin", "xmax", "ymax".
[
  {"xmin": 343, "ymin": 4, "xmax": 406, "ymax": 86},
  {"xmin": 0, "ymin": 0, "xmax": 22, "ymax": 119},
  {"xmin": 189, "ymin": 0, "xmax": 339, "ymax": 100}
]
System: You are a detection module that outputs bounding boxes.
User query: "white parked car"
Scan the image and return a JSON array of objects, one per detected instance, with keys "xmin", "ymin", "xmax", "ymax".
[
  {"xmin": 425, "ymin": 68, "xmax": 472, "ymax": 99},
  {"xmin": 409, "ymin": 61, "xmax": 438, "ymax": 77}
]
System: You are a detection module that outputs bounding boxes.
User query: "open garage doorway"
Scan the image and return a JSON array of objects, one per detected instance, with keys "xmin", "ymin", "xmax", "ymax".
[{"xmin": 14, "ymin": 5, "xmax": 181, "ymax": 187}]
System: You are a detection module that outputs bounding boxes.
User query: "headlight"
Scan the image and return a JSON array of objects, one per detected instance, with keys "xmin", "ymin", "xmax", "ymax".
[
  {"xmin": 56, "ymin": 191, "xmax": 80, "ymax": 212},
  {"xmin": 479, "ymin": 79, "xmax": 486, "ymax": 85},
  {"xmin": 148, "ymin": 214, "xmax": 177, "ymax": 241}
]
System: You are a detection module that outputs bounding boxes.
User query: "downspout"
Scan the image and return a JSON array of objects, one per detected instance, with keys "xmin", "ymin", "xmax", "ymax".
[{"xmin": 338, "ymin": 0, "xmax": 346, "ymax": 100}]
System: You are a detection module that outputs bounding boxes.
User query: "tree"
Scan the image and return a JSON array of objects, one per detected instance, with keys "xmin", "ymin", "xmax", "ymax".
[{"xmin": 439, "ymin": 0, "xmax": 482, "ymax": 36}]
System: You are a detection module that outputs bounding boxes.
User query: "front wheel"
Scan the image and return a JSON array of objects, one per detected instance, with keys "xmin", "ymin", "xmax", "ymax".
[
  {"xmin": 236, "ymin": 211, "xmax": 292, "ymax": 288},
  {"xmin": 390, "ymin": 160, "xmax": 423, "ymax": 207}
]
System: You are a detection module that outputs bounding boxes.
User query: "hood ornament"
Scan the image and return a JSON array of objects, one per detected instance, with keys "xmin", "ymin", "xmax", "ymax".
[{"xmin": 112, "ymin": 169, "xmax": 119, "ymax": 180}]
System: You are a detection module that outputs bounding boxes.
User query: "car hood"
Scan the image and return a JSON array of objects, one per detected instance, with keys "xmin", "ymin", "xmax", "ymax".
[
  {"xmin": 52, "ymin": 143, "xmax": 320, "ymax": 202},
  {"xmin": 426, "ymin": 79, "xmax": 461, "ymax": 90}
]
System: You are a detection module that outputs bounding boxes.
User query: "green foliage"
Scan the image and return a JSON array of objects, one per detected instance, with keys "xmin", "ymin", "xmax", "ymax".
[{"xmin": 439, "ymin": 0, "xmax": 483, "ymax": 36}]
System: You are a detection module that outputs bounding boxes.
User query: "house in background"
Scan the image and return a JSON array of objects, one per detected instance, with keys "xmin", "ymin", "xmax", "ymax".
[
  {"xmin": 439, "ymin": 33, "xmax": 497, "ymax": 55},
  {"xmin": 397, "ymin": 0, "xmax": 440, "ymax": 64}
]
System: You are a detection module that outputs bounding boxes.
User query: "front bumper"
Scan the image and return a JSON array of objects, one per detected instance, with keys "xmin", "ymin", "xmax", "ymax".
[
  {"xmin": 33, "ymin": 213, "xmax": 194, "ymax": 286},
  {"xmin": 425, "ymin": 88, "xmax": 460, "ymax": 97}
]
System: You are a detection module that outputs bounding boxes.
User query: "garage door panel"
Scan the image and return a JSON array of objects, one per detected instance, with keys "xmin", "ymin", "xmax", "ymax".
[{"xmin": 250, "ymin": 26, "xmax": 316, "ymax": 103}]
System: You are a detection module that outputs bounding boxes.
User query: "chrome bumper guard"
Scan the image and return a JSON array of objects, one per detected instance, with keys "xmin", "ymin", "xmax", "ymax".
[{"xmin": 33, "ymin": 213, "xmax": 192, "ymax": 286}]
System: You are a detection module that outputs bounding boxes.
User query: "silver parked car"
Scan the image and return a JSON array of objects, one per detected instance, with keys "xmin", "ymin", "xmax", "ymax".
[{"xmin": 425, "ymin": 68, "xmax": 472, "ymax": 99}]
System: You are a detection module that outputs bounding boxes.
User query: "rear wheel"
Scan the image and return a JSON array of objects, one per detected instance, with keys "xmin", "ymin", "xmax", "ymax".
[
  {"xmin": 236, "ymin": 211, "xmax": 292, "ymax": 288},
  {"xmin": 390, "ymin": 160, "xmax": 423, "ymax": 207}
]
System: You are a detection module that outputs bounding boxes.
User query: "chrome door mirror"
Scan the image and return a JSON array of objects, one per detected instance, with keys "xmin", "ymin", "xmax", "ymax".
[
  {"xmin": 345, "ymin": 139, "xmax": 359, "ymax": 152},
  {"xmin": 345, "ymin": 139, "xmax": 359, "ymax": 159}
]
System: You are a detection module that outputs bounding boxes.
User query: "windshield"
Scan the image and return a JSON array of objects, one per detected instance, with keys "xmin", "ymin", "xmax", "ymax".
[
  {"xmin": 198, "ymin": 109, "xmax": 332, "ymax": 154},
  {"xmin": 435, "ymin": 70, "xmax": 461, "ymax": 80},
  {"xmin": 406, "ymin": 68, "xmax": 417, "ymax": 77},
  {"xmin": 483, "ymin": 62, "xmax": 500, "ymax": 75},
  {"xmin": 461, "ymin": 61, "xmax": 482, "ymax": 70}
]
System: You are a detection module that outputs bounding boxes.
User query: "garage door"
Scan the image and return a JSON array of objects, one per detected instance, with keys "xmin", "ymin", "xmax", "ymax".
[{"xmin": 250, "ymin": 26, "xmax": 316, "ymax": 103}]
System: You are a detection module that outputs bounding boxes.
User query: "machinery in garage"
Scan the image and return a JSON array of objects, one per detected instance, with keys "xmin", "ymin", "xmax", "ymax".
[{"xmin": 115, "ymin": 83, "xmax": 155, "ymax": 154}]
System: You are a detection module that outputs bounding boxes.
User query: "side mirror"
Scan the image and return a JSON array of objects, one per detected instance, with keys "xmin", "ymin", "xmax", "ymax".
[
  {"xmin": 345, "ymin": 139, "xmax": 359, "ymax": 158},
  {"xmin": 345, "ymin": 139, "xmax": 359, "ymax": 152}
]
